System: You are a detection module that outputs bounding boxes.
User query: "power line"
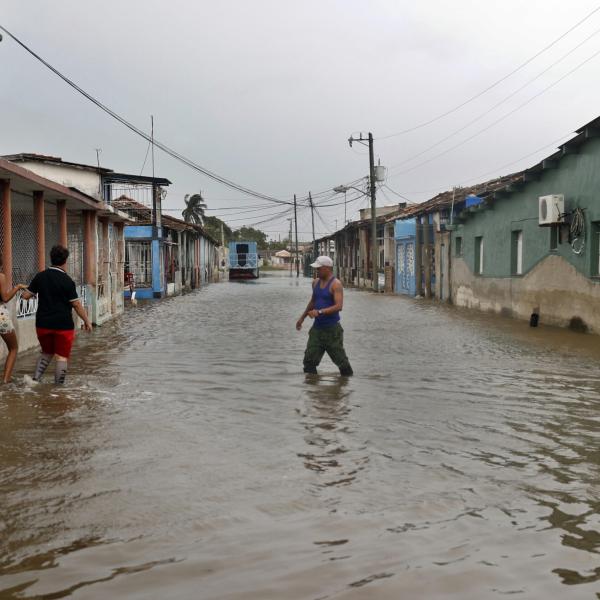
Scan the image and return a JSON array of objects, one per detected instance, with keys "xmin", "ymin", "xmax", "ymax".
[
  {"xmin": 386, "ymin": 129, "xmax": 576, "ymax": 207},
  {"xmin": 388, "ymin": 45, "xmax": 600, "ymax": 179},
  {"xmin": 377, "ymin": 3, "xmax": 600, "ymax": 140},
  {"xmin": 387, "ymin": 25, "xmax": 600, "ymax": 171},
  {"xmin": 0, "ymin": 24, "xmax": 293, "ymax": 206},
  {"xmin": 457, "ymin": 131, "xmax": 575, "ymax": 186},
  {"xmin": 380, "ymin": 184, "xmax": 415, "ymax": 204}
]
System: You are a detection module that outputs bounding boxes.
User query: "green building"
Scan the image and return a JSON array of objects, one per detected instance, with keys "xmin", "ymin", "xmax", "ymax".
[{"xmin": 451, "ymin": 116, "xmax": 600, "ymax": 333}]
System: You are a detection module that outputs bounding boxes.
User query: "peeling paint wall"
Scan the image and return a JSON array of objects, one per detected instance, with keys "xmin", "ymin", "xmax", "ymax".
[{"xmin": 453, "ymin": 254, "xmax": 600, "ymax": 332}]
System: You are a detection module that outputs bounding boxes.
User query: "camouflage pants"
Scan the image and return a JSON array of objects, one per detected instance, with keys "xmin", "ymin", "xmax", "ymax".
[{"xmin": 303, "ymin": 323, "xmax": 353, "ymax": 375}]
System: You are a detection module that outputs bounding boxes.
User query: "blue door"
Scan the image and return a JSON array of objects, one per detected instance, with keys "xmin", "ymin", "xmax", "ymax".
[{"xmin": 396, "ymin": 239, "xmax": 416, "ymax": 295}]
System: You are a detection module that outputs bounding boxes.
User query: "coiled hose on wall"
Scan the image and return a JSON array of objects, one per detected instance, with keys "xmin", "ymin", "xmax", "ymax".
[{"xmin": 570, "ymin": 207, "xmax": 585, "ymax": 255}]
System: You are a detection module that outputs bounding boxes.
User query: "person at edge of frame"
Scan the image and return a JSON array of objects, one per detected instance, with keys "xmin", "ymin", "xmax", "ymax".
[
  {"xmin": 0, "ymin": 257, "xmax": 28, "ymax": 383},
  {"xmin": 296, "ymin": 255, "xmax": 353, "ymax": 376}
]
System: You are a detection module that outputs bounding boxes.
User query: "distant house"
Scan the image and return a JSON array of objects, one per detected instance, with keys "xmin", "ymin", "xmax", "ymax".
[
  {"xmin": 272, "ymin": 249, "xmax": 291, "ymax": 266},
  {"xmin": 112, "ymin": 197, "xmax": 219, "ymax": 298}
]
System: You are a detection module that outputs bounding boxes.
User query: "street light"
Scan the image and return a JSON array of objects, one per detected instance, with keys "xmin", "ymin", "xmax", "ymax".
[{"xmin": 333, "ymin": 184, "xmax": 367, "ymax": 226}]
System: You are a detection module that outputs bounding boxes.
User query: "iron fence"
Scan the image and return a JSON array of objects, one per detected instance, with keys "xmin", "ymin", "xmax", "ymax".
[
  {"xmin": 125, "ymin": 240, "xmax": 153, "ymax": 288},
  {"xmin": 11, "ymin": 195, "xmax": 37, "ymax": 287},
  {"xmin": 16, "ymin": 291, "xmax": 38, "ymax": 318}
]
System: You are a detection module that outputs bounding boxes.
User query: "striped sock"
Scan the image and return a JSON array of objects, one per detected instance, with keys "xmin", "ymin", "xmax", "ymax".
[
  {"xmin": 33, "ymin": 353, "xmax": 52, "ymax": 381},
  {"xmin": 54, "ymin": 361, "xmax": 68, "ymax": 385}
]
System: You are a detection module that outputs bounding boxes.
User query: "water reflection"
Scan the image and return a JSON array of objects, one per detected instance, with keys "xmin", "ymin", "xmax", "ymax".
[
  {"xmin": 0, "ymin": 336, "xmax": 121, "ymax": 593},
  {"xmin": 297, "ymin": 375, "xmax": 371, "ymax": 505}
]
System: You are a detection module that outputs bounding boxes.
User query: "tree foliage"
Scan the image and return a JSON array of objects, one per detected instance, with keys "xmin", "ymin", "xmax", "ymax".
[
  {"xmin": 203, "ymin": 216, "xmax": 233, "ymax": 243},
  {"xmin": 233, "ymin": 226, "xmax": 268, "ymax": 247},
  {"xmin": 202, "ymin": 216, "xmax": 269, "ymax": 248},
  {"xmin": 182, "ymin": 192, "xmax": 207, "ymax": 225}
]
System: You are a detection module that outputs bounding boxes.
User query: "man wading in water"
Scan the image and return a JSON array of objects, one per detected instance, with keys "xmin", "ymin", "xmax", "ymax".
[{"xmin": 296, "ymin": 256, "xmax": 353, "ymax": 376}]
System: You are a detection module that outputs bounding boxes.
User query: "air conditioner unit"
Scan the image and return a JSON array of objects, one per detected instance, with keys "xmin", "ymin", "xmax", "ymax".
[{"xmin": 539, "ymin": 194, "xmax": 564, "ymax": 226}]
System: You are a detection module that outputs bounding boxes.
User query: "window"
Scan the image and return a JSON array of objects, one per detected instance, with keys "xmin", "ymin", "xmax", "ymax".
[
  {"xmin": 455, "ymin": 236, "xmax": 463, "ymax": 257},
  {"xmin": 511, "ymin": 230, "xmax": 523, "ymax": 275},
  {"xmin": 475, "ymin": 236, "xmax": 483, "ymax": 274}
]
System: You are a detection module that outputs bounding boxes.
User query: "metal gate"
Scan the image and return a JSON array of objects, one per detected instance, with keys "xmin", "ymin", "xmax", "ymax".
[{"xmin": 396, "ymin": 240, "xmax": 416, "ymax": 295}]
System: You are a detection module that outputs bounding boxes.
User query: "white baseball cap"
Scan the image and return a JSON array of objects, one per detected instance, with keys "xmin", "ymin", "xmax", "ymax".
[{"xmin": 310, "ymin": 256, "xmax": 333, "ymax": 268}]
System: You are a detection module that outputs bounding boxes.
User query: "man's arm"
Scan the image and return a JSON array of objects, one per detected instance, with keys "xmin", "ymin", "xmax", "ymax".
[
  {"xmin": 71, "ymin": 299, "xmax": 93, "ymax": 331},
  {"xmin": 20, "ymin": 274, "xmax": 38, "ymax": 301},
  {"xmin": 296, "ymin": 283, "xmax": 316, "ymax": 331}
]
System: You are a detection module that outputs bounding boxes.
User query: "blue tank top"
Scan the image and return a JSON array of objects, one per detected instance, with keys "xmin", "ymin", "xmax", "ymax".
[{"xmin": 312, "ymin": 277, "xmax": 340, "ymax": 329}]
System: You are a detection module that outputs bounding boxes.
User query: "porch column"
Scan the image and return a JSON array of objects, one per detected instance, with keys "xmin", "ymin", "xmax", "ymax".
[
  {"xmin": 100, "ymin": 217, "xmax": 109, "ymax": 292},
  {"xmin": 33, "ymin": 191, "xmax": 46, "ymax": 271},
  {"xmin": 57, "ymin": 200, "xmax": 68, "ymax": 247},
  {"xmin": 415, "ymin": 217, "xmax": 423, "ymax": 296},
  {"xmin": 115, "ymin": 222, "xmax": 124, "ymax": 292},
  {"xmin": 83, "ymin": 210, "xmax": 97, "ymax": 285},
  {"xmin": 423, "ymin": 215, "xmax": 432, "ymax": 298},
  {"xmin": 197, "ymin": 237, "xmax": 201, "ymax": 285},
  {"xmin": 1, "ymin": 180, "xmax": 12, "ymax": 286}
]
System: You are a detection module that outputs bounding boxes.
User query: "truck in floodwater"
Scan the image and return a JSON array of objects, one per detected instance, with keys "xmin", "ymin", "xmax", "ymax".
[{"xmin": 228, "ymin": 241, "xmax": 259, "ymax": 280}]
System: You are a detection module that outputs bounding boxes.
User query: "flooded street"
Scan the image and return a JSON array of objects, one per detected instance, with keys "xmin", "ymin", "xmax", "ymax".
[{"xmin": 2, "ymin": 271, "xmax": 600, "ymax": 599}]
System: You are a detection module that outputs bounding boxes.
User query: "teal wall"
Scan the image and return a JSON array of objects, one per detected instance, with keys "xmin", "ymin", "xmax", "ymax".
[{"xmin": 454, "ymin": 137, "xmax": 600, "ymax": 279}]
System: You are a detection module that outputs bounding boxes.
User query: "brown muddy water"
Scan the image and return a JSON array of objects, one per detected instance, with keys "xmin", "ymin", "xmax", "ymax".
[{"xmin": 2, "ymin": 271, "xmax": 600, "ymax": 599}]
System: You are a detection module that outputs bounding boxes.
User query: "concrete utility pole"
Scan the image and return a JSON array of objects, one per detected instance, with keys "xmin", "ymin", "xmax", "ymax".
[
  {"xmin": 309, "ymin": 191, "xmax": 316, "ymax": 258},
  {"xmin": 294, "ymin": 194, "xmax": 299, "ymax": 277},
  {"xmin": 348, "ymin": 133, "xmax": 378, "ymax": 291},
  {"xmin": 368, "ymin": 133, "xmax": 378, "ymax": 292},
  {"xmin": 287, "ymin": 218, "xmax": 293, "ymax": 276}
]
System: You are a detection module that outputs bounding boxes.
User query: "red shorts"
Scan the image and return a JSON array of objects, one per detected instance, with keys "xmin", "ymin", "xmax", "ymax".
[{"xmin": 36, "ymin": 328, "xmax": 76, "ymax": 359}]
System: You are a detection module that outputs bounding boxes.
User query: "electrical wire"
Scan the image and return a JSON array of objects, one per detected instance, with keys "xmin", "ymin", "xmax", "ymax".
[
  {"xmin": 457, "ymin": 132, "xmax": 575, "ymax": 186},
  {"xmin": 0, "ymin": 24, "xmax": 293, "ymax": 206},
  {"xmin": 388, "ymin": 45, "xmax": 600, "ymax": 178},
  {"xmin": 380, "ymin": 184, "xmax": 415, "ymax": 204},
  {"xmin": 387, "ymin": 27, "xmax": 600, "ymax": 172},
  {"xmin": 377, "ymin": 3, "xmax": 600, "ymax": 140},
  {"xmin": 313, "ymin": 207, "xmax": 332, "ymax": 234},
  {"xmin": 139, "ymin": 139, "xmax": 152, "ymax": 176}
]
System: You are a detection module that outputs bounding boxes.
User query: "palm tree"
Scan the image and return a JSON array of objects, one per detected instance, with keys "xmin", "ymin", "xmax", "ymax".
[{"xmin": 182, "ymin": 192, "xmax": 207, "ymax": 225}]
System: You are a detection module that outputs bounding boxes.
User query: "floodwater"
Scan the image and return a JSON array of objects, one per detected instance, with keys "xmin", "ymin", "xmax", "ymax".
[{"xmin": 2, "ymin": 272, "xmax": 600, "ymax": 599}]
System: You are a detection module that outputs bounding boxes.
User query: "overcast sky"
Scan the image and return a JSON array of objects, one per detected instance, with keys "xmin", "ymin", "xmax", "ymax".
[{"xmin": 3, "ymin": 0, "xmax": 600, "ymax": 239}]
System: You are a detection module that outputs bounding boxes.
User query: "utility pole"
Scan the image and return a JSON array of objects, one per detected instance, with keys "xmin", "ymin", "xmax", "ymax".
[
  {"xmin": 294, "ymin": 194, "xmax": 299, "ymax": 277},
  {"xmin": 368, "ymin": 132, "xmax": 378, "ymax": 292},
  {"xmin": 348, "ymin": 132, "xmax": 378, "ymax": 291},
  {"xmin": 151, "ymin": 115, "xmax": 158, "ymax": 232},
  {"xmin": 287, "ymin": 218, "xmax": 293, "ymax": 276},
  {"xmin": 309, "ymin": 191, "xmax": 316, "ymax": 258}
]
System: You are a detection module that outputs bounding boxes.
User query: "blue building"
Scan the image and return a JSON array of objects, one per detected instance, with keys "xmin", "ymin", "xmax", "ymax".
[
  {"xmin": 113, "ymin": 194, "xmax": 219, "ymax": 299},
  {"xmin": 395, "ymin": 218, "xmax": 417, "ymax": 296}
]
